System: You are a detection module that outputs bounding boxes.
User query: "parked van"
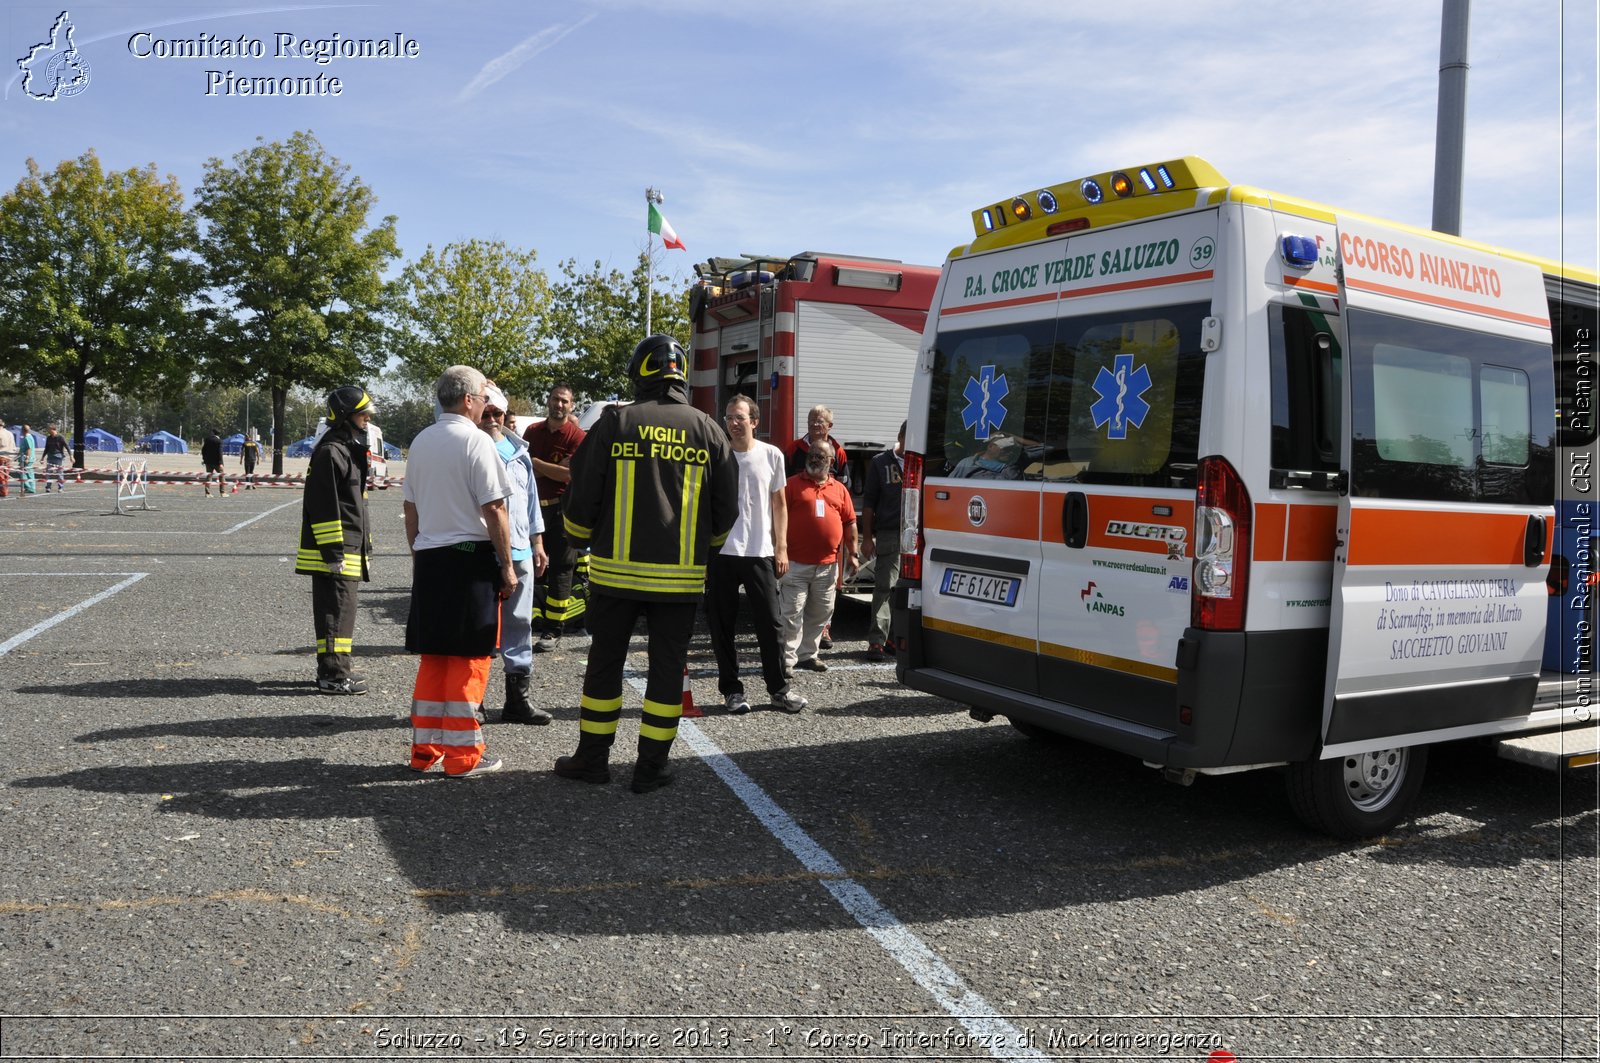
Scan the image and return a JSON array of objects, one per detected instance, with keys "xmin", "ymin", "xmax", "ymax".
[{"xmin": 893, "ymin": 156, "xmax": 1599, "ymax": 837}]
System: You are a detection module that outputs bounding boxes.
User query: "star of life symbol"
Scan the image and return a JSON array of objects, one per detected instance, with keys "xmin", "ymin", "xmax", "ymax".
[
  {"xmin": 961, "ymin": 364, "xmax": 1009, "ymax": 441},
  {"xmin": 18, "ymin": 11, "xmax": 91, "ymax": 101},
  {"xmin": 1090, "ymin": 353, "xmax": 1152, "ymax": 441}
]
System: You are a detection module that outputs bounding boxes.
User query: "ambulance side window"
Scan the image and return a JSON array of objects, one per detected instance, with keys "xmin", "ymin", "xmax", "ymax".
[
  {"xmin": 1269, "ymin": 305, "xmax": 1341, "ymax": 474},
  {"xmin": 1347, "ymin": 309, "xmax": 1554, "ymax": 505},
  {"xmin": 924, "ymin": 319, "xmax": 1054, "ymax": 478}
]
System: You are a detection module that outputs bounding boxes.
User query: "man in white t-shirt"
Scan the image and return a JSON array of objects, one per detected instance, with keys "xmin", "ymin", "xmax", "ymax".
[
  {"xmin": 704, "ymin": 395, "xmax": 807, "ymax": 716},
  {"xmin": 400, "ymin": 365, "xmax": 517, "ymax": 778}
]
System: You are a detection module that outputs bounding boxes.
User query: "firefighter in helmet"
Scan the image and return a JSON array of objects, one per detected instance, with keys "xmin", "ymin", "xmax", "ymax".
[
  {"xmin": 295, "ymin": 385, "xmax": 374, "ymax": 694},
  {"xmin": 554, "ymin": 335, "xmax": 738, "ymax": 792}
]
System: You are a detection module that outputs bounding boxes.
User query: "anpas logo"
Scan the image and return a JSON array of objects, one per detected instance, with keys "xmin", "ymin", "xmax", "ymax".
[
  {"xmin": 1089, "ymin": 353, "xmax": 1151, "ymax": 441},
  {"xmin": 18, "ymin": 11, "xmax": 91, "ymax": 101},
  {"xmin": 1079, "ymin": 580, "xmax": 1125, "ymax": 616}
]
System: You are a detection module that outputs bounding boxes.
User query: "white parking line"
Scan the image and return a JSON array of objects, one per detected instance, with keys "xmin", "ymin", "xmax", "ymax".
[
  {"xmin": 223, "ymin": 499, "xmax": 299, "ymax": 534},
  {"xmin": 0, "ymin": 573, "xmax": 148, "ymax": 657},
  {"xmin": 624, "ymin": 671, "xmax": 1044, "ymax": 1062}
]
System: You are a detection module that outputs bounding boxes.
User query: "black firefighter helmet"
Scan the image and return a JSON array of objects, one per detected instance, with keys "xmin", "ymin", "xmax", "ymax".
[
  {"xmin": 325, "ymin": 385, "xmax": 373, "ymax": 425},
  {"xmin": 627, "ymin": 335, "xmax": 687, "ymax": 399}
]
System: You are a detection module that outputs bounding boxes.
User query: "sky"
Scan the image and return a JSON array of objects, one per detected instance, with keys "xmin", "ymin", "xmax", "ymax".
[{"xmin": 0, "ymin": 0, "xmax": 1595, "ymax": 302}]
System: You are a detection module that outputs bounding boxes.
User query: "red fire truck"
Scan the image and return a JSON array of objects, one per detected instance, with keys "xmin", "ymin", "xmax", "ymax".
[{"xmin": 688, "ymin": 252, "xmax": 941, "ymax": 453}]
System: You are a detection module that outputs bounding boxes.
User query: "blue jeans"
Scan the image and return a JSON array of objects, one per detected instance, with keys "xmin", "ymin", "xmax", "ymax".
[{"xmin": 500, "ymin": 556, "xmax": 536, "ymax": 674}]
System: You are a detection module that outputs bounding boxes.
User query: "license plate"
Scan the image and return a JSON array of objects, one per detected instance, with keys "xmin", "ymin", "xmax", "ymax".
[{"xmin": 939, "ymin": 567, "xmax": 1021, "ymax": 606}]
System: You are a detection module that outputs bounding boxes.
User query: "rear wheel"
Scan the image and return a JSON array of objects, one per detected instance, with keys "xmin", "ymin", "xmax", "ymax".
[{"xmin": 1287, "ymin": 745, "xmax": 1428, "ymax": 839}]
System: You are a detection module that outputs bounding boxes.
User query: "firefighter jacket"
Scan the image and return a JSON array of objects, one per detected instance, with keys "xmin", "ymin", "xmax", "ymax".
[
  {"xmin": 563, "ymin": 391, "xmax": 737, "ymax": 601},
  {"xmin": 295, "ymin": 422, "xmax": 372, "ymax": 580}
]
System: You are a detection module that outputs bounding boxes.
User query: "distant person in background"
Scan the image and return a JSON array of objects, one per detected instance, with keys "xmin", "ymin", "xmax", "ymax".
[
  {"xmin": 201, "ymin": 427, "xmax": 225, "ymax": 497},
  {"xmin": 42, "ymin": 424, "xmax": 68, "ymax": 493},
  {"xmin": 523, "ymin": 383, "xmax": 586, "ymax": 650},
  {"xmin": 479, "ymin": 381, "xmax": 551, "ymax": 725},
  {"xmin": 780, "ymin": 440, "xmax": 858, "ymax": 673},
  {"xmin": 17, "ymin": 424, "xmax": 37, "ymax": 495},
  {"xmin": 240, "ymin": 428, "xmax": 262, "ymax": 489},
  {"xmin": 0, "ymin": 424, "xmax": 14, "ymax": 499},
  {"xmin": 860, "ymin": 421, "xmax": 906, "ymax": 661},
  {"xmin": 785, "ymin": 405, "xmax": 850, "ymax": 649},
  {"xmin": 295, "ymin": 387, "xmax": 374, "ymax": 696}
]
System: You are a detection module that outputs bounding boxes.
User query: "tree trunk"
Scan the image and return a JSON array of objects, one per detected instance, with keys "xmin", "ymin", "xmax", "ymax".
[
  {"xmin": 272, "ymin": 384, "xmax": 288, "ymax": 476},
  {"xmin": 71, "ymin": 377, "xmax": 87, "ymax": 469}
]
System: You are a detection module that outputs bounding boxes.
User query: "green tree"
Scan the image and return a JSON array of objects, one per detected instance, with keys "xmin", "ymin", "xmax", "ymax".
[
  {"xmin": 0, "ymin": 151, "xmax": 197, "ymax": 466},
  {"xmin": 543, "ymin": 252, "xmax": 690, "ymax": 402},
  {"xmin": 193, "ymin": 130, "xmax": 399, "ymax": 474},
  {"xmin": 392, "ymin": 238, "xmax": 550, "ymax": 399}
]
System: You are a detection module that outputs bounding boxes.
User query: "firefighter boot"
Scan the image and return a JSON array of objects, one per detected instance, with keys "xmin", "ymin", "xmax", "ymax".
[
  {"xmin": 630, "ymin": 736, "xmax": 677, "ymax": 794},
  {"xmin": 501, "ymin": 673, "xmax": 552, "ymax": 725},
  {"xmin": 553, "ymin": 731, "xmax": 612, "ymax": 784}
]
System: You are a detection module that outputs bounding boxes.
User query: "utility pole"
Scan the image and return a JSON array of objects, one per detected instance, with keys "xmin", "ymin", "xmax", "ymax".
[
  {"xmin": 1432, "ymin": 0, "xmax": 1471, "ymax": 235},
  {"xmin": 645, "ymin": 187, "xmax": 663, "ymax": 336}
]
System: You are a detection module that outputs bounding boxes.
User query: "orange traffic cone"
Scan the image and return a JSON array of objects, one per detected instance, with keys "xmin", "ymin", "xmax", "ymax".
[
  {"xmin": 680, "ymin": 665, "xmax": 702, "ymax": 718},
  {"xmin": 231, "ymin": 479, "xmax": 239, "ymax": 494}
]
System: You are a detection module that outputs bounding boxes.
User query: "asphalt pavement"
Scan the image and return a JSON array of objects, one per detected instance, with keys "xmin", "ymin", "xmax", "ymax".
[{"xmin": 0, "ymin": 480, "xmax": 1596, "ymax": 1061}]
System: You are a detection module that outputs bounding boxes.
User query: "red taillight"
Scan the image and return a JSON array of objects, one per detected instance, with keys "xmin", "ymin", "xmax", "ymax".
[
  {"xmin": 1191, "ymin": 455, "xmax": 1252, "ymax": 631},
  {"xmin": 900, "ymin": 451, "xmax": 924, "ymax": 581}
]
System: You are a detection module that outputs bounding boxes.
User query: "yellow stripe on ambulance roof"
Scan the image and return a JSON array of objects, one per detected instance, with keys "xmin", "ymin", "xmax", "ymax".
[{"xmin": 958, "ymin": 155, "xmax": 1600, "ymax": 289}]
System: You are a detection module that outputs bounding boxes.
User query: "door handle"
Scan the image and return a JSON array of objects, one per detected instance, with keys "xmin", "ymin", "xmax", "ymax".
[
  {"xmin": 1524, "ymin": 514, "xmax": 1546, "ymax": 568},
  {"xmin": 1064, "ymin": 491, "xmax": 1087, "ymax": 549}
]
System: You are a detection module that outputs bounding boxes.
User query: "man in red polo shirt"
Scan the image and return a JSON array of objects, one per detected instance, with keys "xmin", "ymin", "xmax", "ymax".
[
  {"xmin": 780, "ymin": 440, "xmax": 857, "ymax": 672},
  {"xmin": 523, "ymin": 383, "xmax": 586, "ymax": 649}
]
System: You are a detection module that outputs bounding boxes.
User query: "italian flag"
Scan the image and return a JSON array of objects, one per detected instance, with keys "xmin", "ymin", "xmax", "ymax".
[{"xmin": 648, "ymin": 201, "xmax": 686, "ymax": 251}]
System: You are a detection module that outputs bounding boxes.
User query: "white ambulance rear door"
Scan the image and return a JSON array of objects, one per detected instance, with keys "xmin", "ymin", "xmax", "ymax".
[
  {"xmin": 917, "ymin": 243, "xmax": 1064, "ymax": 697},
  {"xmin": 1325, "ymin": 218, "xmax": 1555, "ymax": 755}
]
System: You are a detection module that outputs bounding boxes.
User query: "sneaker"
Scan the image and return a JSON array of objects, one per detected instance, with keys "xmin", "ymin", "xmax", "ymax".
[
  {"xmin": 724, "ymin": 692, "xmax": 752, "ymax": 716},
  {"xmin": 795, "ymin": 657, "xmax": 827, "ymax": 672},
  {"xmin": 447, "ymin": 756, "xmax": 503, "ymax": 778},
  {"xmin": 772, "ymin": 691, "xmax": 808, "ymax": 715},
  {"xmin": 317, "ymin": 676, "xmax": 369, "ymax": 695},
  {"xmin": 819, "ymin": 626, "xmax": 833, "ymax": 650},
  {"xmin": 866, "ymin": 643, "xmax": 887, "ymax": 661},
  {"xmin": 532, "ymin": 632, "xmax": 558, "ymax": 653}
]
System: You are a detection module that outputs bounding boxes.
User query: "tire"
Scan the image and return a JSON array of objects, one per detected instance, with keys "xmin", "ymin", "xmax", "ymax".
[{"xmin": 1286, "ymin": 744, "xmax": 1428, "ymax": 840}]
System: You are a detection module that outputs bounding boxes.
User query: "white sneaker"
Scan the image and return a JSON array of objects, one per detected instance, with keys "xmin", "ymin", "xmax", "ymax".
[
  {"xmin": 772, "ymin": 691, "xmax": 808, "ymax": 715},
  {"xmin": 724, "ymin": 692, "xmax": 752, "ymax": 716},
  {"xmin": 448, "ymin": 756, "xmax": 503, "ymax": 778}
]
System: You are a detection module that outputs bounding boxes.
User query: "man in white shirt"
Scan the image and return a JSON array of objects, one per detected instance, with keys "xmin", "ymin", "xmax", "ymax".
[
  {"xmin": 401, "ymin": 365, "xmax": 517, "ymax": 778},
  {"xmin": 705, "ymin": 395, "xmax": 807, "ymax": 715}
]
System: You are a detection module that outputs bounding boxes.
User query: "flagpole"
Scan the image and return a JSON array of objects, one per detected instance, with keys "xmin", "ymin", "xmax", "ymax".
[{"xmin": 644, "ymin": 187, "xmax": 663, "ymax": 336}]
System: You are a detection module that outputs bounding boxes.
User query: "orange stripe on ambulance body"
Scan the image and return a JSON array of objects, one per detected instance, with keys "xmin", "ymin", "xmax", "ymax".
[
  {"xmin": 1346, "ymin": 508, "xmax": 1551, "ymax": 567},
  {"xmin": 1079, "ymin": 495, "xmax": 1195, "ymax": 556},
  {"xmin": 923, "ymin": 485, "xmax": 1040, "ymax": 541}
]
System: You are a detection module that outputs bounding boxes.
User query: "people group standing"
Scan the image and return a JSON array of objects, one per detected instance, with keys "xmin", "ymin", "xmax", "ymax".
[
  {"xmin": 552, "ymin": 336, "xmax": 737, "ymax": 793},
  {"xmin": 523, "ymin": 384, "xmax": 587, "ymax": 651},
  {"xmin": 295, "ymin": 387, "xmax": 374, "ymax": 696}
]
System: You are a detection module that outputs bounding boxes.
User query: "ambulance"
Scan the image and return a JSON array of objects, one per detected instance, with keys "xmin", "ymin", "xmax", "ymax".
[{"xmin": 893, "ymin": 156, "xmax": 1600, "ymax": 838}]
